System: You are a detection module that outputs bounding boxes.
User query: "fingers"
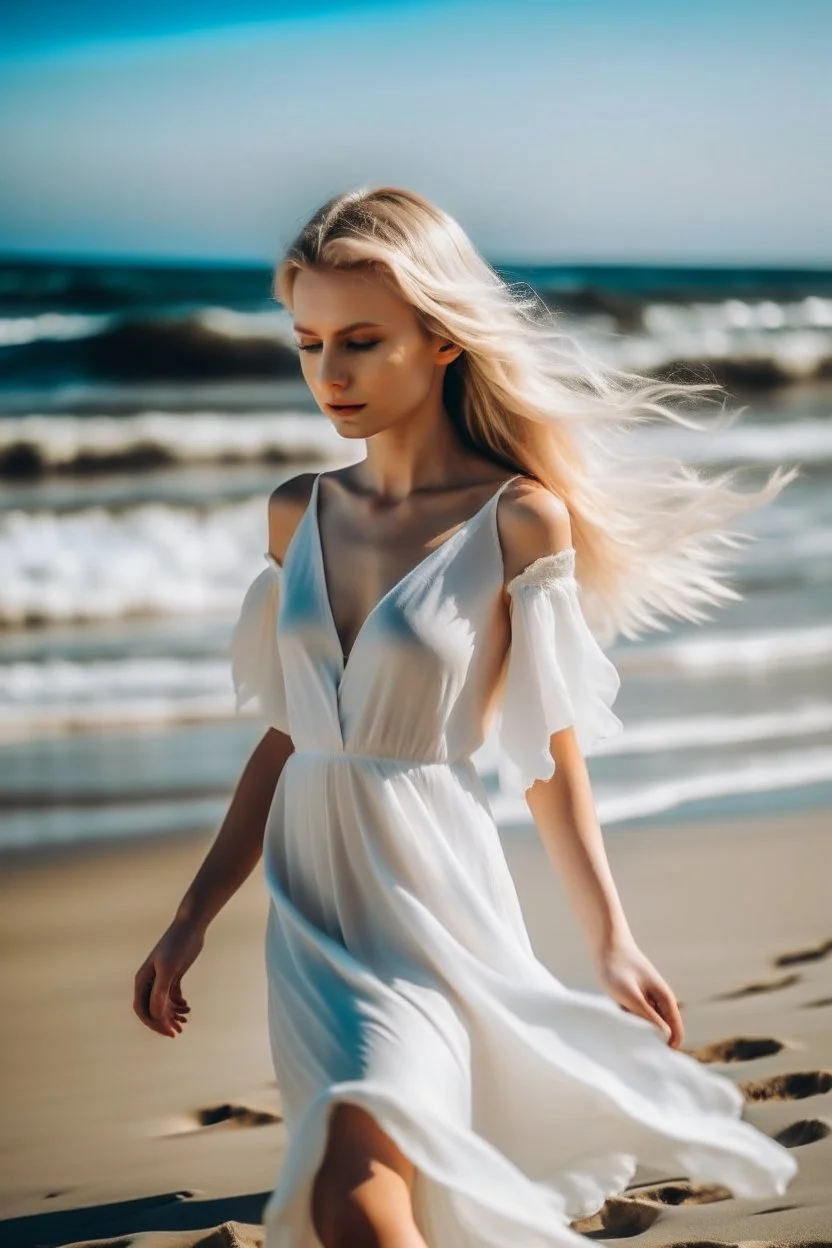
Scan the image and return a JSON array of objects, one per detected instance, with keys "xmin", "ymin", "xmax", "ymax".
[
  {"xmin": 615, "ymin": 977, "xmax": 673, "ymax": 1045},
  {"xmin": 604, "ymin": 953, "xmax": 685, "ymax": 1049},
  {"xmin": 171, "ymin": 974, "xmax": 191, "ymax": 1012},
  {"xmin": 633, "ymin": 978, "xmax": 684, "ymax": 1048},
  {"xmin": 624, "ymin": 990, "xmax": 671, "ymax": 1041},
  {"xmin": 133, "ymin": 959, "xmax": 190, "ymax": 1038},
  {"xmin": 649, "ymin": 981, "xmax": 685, "ymax": 1049}
]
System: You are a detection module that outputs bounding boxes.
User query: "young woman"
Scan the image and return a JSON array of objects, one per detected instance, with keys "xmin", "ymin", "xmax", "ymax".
[{"xmin": 134, "ymin": 187, "xmax": 799, "ymax": 1248}]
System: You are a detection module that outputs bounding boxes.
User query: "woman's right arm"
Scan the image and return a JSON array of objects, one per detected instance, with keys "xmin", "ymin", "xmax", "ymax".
[
  {"xmin": 132, "ymin": 727, "xmax": 293, "ymax": 1038},
  {"xmin": 133, "ymin": 474, "xmax": 316, "ymax": 1038},
  {"xmin": 172, "ymin": 726, "xmax": 294, "ymax": 932}
]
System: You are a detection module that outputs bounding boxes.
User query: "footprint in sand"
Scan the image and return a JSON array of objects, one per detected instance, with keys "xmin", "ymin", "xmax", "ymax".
[
  {"xmin": 739, "ymin": 1069, "xmax": 832, "ymax": 1102},
  {"xmin": 583, "ymin": 1121, "xmax": 830, "ymax": 1238},
  {"xmin": 570, "ymin": 1194, "xmax": 661, "ymax": 1236},
  {"xmin": 688, "ymin": 1036, "xmax": 788, "ymax": 1063},
  {"xmin": 773, "ymin": 1116, "xmax": 831, "ymax": 1146},
  {"xmin": 163, "ymin": 1102, "xmax": 283, "ymax": 1136},
  {"xmin": 569, "ymin": 1181, "xmax": 738, "ymax": 1236},
  {"xmin": 774, "ymin": 937, "xmax": 832, "ymax": 967},
  {"xmin": 624, "ymin": 1180, "xmax": 733, "ymax": 1205},
  {"xmin": 658, "ymin": 1242, "xmax": 832, "ymax": 1248},
  {"xmin": 713, "ymin": 972, "xmax": 801, "ymax": 1001},
  {"xmin": 193, "ymin": 1104, "xmax": 282, "ymax": 1128},
  {"xmin": 804, "ymin": 995, "xmax": 832, "ymax": 1008}
]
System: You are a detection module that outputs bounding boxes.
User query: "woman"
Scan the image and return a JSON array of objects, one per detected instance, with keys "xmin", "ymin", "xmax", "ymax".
[{"xmin": 134, "ymin": 187, "xmax": 799, "ymax": 1248}]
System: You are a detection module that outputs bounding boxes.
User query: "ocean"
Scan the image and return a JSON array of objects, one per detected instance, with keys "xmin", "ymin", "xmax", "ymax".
[{"xmin": 2, "ymin": 257, "xmax": 831, "ymax": 851}]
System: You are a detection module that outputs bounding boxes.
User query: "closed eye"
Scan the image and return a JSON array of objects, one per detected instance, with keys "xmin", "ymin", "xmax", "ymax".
[{"xmin": 296, "ymin": 340, "xmax": 381, "ymax": 353}]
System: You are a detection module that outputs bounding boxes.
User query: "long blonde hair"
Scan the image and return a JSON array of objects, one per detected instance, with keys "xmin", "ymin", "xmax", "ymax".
[{"xmin": 274, "ymin": 186, "xmax": 800, "ymax": 646}]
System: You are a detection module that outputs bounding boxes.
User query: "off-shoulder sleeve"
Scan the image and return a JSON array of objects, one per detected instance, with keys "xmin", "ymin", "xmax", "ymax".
[
  {"xmin": 497, "ymin": 549, "xmax": 623, "ymax": 792},
  {"xmin": 230, "ymin": 553, "xmax": 290, "ymax": 735}
]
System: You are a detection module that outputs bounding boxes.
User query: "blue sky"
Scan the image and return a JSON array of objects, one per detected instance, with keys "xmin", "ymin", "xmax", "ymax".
[{"xmin": 1, "ymin": 0, "xmax": 829, "ymax": 265}]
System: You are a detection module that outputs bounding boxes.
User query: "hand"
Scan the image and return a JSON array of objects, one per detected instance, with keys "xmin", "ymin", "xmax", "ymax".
[
  {"xmin": 592, "ymin": 936, "xmax": 684, "ymax": 1049},
  {"xmin": 133, "ymin": 919, "xmax": 203, "ymax": 1038}
]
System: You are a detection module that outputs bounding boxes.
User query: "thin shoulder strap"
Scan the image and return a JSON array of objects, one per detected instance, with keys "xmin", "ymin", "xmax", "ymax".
[
  {"xmin": 490, "ymin": 472, "xmax": 523, "ymax": 514},
  {"xmin": 498, "ymin": 472, "xmax": 523, "ymax": 497},
  {"xmin": 267, "ymin": 472, "xmax": 322, "ymax": 572},
  {"xmin": 308, "ymin": 469, "xmax": 324, "ymax": 519},
  {"xmin": 489, "ymin": 473, "xmax": 521, "ymax": 570}
]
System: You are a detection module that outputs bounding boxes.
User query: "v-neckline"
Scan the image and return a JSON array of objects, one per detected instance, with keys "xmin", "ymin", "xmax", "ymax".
[{"xmin": 310, "ymin": 471, "xmax": 521, "ymax": 684}]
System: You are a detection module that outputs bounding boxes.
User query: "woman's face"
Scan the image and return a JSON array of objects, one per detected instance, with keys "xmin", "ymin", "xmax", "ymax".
[{"xmin": 290, "ymin": 266, "xmax": 460, "ymax": 440}]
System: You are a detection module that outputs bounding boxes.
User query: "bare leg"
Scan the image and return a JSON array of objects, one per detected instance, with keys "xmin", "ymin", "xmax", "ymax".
[{"xmin": 311, "ymin": 1102, "xmax": 429, "ymax": 1248}]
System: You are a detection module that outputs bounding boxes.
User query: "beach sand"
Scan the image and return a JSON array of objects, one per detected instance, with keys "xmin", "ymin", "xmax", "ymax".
[{"xmin": 1, "ymin": 805, "xmax": 830, "ymax": 1247}]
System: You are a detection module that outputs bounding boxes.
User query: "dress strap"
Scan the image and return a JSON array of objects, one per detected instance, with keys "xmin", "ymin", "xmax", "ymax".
[{"xmin": 488, "ymin": 472, "xmax": 523, "ymax": 512}]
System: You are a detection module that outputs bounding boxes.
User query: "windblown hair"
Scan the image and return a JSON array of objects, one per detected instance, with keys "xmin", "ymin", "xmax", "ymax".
[{"xmin": 274, "ymin": 186, "xmax": 800, "ymax": 646}]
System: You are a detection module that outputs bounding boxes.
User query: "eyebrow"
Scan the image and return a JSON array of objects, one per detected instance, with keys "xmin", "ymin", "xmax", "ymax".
[{"xmin": 292, "ymin": 321, "xmax": 384, "ymax": 336}]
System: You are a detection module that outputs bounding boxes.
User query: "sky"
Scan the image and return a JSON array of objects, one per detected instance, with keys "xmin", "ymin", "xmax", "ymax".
[{"xmin": 1, "ymin": 0, "xmax": 830, "ymax": 266}]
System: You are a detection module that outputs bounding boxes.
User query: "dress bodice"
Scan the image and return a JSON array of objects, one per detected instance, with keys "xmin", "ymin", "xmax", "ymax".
[{"xmin": 232, "ymin": 473, "xmax": 624, "ymax": 793}]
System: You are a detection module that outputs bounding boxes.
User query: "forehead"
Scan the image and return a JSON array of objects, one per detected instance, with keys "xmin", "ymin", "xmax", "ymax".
[{"xmin": 291, "ymin": 267, "xmax": 414, "ymax": 332}]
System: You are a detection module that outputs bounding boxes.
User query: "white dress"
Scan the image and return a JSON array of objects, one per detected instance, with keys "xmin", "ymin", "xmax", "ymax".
[{"xmin": 231, "ymin": 471, "xmax": 797, "ymax": 1248}]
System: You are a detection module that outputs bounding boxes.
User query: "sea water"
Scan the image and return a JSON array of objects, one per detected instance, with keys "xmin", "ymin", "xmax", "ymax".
[{"xmin": 2, "ymin": 260, "xmax": 831, "ymax": 850}]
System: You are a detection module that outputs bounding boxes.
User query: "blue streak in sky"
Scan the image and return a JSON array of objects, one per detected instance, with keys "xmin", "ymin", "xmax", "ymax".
[
  {"xmin": 4, "ymin": 0, "xmax": 801, "ymax": 58},
  {"xmin": 1, "ymin": 0, "xmax": 445, "ymax": 57}
]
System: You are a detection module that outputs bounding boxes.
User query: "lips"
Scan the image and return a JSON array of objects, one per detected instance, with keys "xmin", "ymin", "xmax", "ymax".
[{"xmin": 327, "ymin": 403, "xmax": 366, "ymax": 413}]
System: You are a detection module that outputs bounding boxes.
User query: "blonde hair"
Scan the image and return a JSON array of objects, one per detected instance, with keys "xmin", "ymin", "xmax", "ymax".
[{"xmin": 274, "ymin": 186, "xmax": 800, "ymax": 646}]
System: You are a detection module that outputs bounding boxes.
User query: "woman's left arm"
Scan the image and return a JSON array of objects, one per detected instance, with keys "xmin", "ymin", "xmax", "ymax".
[
  {"xmin": 524, "ymin": 739, "xmax": 684, "ymax": 1049},
  {"xmin": 498, "ymin": 477, "xmax": 684, "ymax": 1049}
]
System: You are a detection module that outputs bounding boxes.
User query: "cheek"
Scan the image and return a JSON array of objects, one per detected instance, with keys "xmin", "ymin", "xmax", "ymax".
[{"xmin": 374, "ymin": 344, "xmax": 434, "ymax": 396}]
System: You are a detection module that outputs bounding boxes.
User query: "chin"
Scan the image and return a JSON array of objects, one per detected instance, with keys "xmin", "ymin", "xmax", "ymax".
[{"xmin": 331, "ymin": 413, "xmax": 386, "ymax": 440}]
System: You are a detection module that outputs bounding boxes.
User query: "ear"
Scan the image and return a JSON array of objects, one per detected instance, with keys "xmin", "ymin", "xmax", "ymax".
[{"xmin": 437, "ymin": 340, "xmax": 464, "ymax": 365}]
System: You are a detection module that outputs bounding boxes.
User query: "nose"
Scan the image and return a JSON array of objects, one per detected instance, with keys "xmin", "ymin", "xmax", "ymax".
[{"xmin": 317, "ymin": 345, "xmax": 350, "ymax": 390}]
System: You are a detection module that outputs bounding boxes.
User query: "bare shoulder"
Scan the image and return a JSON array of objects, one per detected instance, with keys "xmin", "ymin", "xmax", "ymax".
[
  {"xmin": 496, "ymin": 476, "xmax": 573, "ymax": 585},
  {"xmin": 267, "ymin": 471, "xmax": 318, "ymax": 565}
]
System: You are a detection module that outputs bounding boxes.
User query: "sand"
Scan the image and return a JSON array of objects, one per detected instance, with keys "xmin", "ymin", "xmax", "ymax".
[{"xmin": 1, "ymin": 805, "xmax": 830, "ymax": 1248}]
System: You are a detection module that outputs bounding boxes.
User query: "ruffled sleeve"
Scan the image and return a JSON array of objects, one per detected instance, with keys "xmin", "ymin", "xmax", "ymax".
[
  {"xmin": 497, "ymin": 549, "xmax": 623, "ymax": 793},
  {"xmin": 230, "ymin": 553, "xmax": 290, "ymax": 735}
]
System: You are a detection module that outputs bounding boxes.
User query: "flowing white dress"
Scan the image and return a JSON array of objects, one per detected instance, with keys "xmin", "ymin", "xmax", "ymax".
[{"xmin": 231, "ymin": 471, "xmax": 796, "ymax": 1247}]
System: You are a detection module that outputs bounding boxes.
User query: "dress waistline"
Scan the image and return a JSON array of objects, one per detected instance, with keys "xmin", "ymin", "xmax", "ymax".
[{"xmin": 290, "ymin": 749, "xmax": 465, "ymax": 770}]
